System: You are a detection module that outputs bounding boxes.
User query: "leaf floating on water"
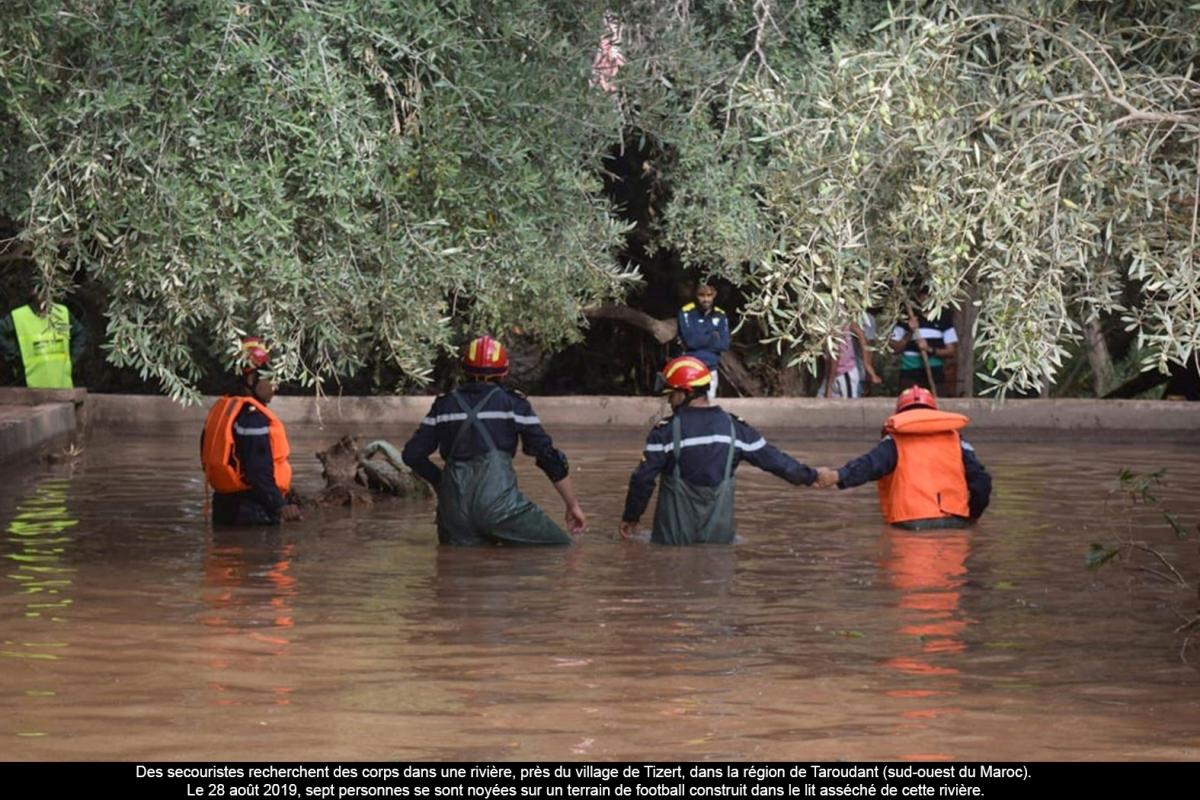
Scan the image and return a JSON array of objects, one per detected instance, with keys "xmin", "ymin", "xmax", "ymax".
[
  {"xmin": 832, "ymin": 630, "xmax": 865, "ymax": 639},
  {"xmin": 1085, "ymin": 543, "xmax": 1120, "ymax": 570},
  {"xmin": 1163, "ymin": 511, "xmax": 1189, "ymax": 539},
  {"xmin": 993, "ymin": 581, "xmax": 1016, "ymax": 590},
  {"xmin": 983, "ymin": 641, "xmax": 1021, "ymax": 650}
]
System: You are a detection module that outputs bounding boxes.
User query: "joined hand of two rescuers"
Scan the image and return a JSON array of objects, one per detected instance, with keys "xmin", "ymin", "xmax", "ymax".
[
  {"xmin": 617, "ymin": 467, "xmax": 841, "ymax": 540},
  {"xmin": 814, "ymin": 468, "xmax": 841, "ymax": 489}
]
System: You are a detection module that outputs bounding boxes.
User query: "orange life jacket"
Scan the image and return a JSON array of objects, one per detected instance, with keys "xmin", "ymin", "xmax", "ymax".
[
  {"xmin": 877, "ymin": 408, "xmax": 970, "ymax": 525},
  {"xmin": 201, "ymin": 395, "xmax": 292, "ymax": 495}
]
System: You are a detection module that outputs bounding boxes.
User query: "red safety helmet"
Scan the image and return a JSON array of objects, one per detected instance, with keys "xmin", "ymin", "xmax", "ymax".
[
  {"xmin": 462, "ymin": 336, "xmax": 509, "ymax": 377},
  {"xmin": 896, "ymin": 385, "xmax": 937, "ymax": 412},
  {"xmin": 240, "ymin": 336, "xmax": 270, "ymax": 374},
  {"xmin": 656, "ymin": 355, "xmax": 712, "ymax": 394}
]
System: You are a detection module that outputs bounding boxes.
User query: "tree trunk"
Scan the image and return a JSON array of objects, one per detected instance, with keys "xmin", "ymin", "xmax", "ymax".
[
  {"xmin": 1083, "ymin": 318, "xmax": 1113, "ymax": 396},
  {"xmin": 583, "ymin": 304, "xmax": 763, "ymax": 396},
  {"xmin": 718, "ymin": 349, "xmax": 764, "ymax": 397},
  {"xmin": 313, "ymin": 435, "xmax": 431, "ymax": 507},
  {"xmin": 584, "ymin": 304, "xmax": 677, "ymax": 343},
  {"xmin": 954, "ymin": 291, "xmax": 977, "ymax": 398}
]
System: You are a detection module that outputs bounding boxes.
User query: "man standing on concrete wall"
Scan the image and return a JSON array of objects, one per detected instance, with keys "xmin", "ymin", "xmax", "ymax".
[
  {"xmin": 889, "ymin": 285, "xmax": 956, "ymax": 394},
  {"xmin": 0, "ymin": 286, "xmax": 86, "ymax": 388},
  {"xmin": 677, "ymin": 282, "xmax": 730, "ymax": 400}
]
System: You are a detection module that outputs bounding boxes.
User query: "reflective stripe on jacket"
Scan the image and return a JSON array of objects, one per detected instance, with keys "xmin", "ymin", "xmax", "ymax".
[
  {"xmin": 877, "ymin": 409, "xmax": 970, "ymax": 525},
  {"xmin": 201, "ymin": 396, "xmax": 293, "ymax": 495}
]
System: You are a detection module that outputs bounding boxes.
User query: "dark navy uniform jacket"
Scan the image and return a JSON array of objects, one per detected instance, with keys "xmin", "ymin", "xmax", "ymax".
[
  {"xmin": 622, "ymin": 405, "xmax": 817, "ymax": 522},
  {"xmin": 401, "ymin": 382, "xmax": 569, "ymax": 489},
  {"xmin": 202, "ymin": 404, "xmax": 287, "ymax": 525},
  {"xmin": 836, "ymin": 435, "xmax": 992, "ymax": 519},
  {"xmin": 677, "ymin": 303, "xmax": 730, "ymax": 369}
]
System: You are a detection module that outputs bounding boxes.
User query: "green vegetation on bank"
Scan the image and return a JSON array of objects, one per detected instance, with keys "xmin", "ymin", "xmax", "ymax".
[{"xmin": 2, "ymin": 1, "xmax": 1197, "ymax": 400}]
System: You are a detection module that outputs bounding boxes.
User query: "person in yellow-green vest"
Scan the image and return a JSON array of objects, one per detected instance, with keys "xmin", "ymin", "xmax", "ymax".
[{"xmin": 1, "ymin": 288, "xmax": 87, "ymax": 388}]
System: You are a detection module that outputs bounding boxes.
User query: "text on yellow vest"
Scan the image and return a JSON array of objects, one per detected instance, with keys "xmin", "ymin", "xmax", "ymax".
[{"xmin": 11, "ymin": 303, "xmax": 73, "ymax": 388}]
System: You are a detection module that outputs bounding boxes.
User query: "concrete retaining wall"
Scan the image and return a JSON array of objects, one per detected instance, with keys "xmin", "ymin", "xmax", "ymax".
[
  {"xmin": 1, "ymin": 388, "xmax": 1197, "ymax": 463},
  {"xmin": 0, "ymin": 402, "xmax": 77, "ymax": 462},
  {"xmin": 82, "ymin": 392, "xmax": 1200, "ymax": 441}
]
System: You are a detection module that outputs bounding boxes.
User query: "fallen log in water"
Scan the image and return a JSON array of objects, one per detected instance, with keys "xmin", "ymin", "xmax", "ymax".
[{"xmin": 311, "ymin": 435, "xmax": 433, "ymax": 507}]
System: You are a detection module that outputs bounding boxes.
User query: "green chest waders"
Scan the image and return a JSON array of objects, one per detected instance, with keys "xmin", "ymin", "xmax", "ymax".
[
  {"xmin": 651, "ymin": 416, "xmax": 738, "ymax": 545},
  {"xmin": 435, "ymin": 388, "xmax": 571, "ymax": 546}
]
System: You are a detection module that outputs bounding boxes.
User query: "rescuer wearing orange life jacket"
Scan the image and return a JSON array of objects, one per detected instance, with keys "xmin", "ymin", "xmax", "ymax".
[
  {"xmin": 200, "ymin": 337, "xmax": 302, "ymax": 526},
  {"xmin": 816, "ymin": 386, "xmax": 991, "ymax": 530}
]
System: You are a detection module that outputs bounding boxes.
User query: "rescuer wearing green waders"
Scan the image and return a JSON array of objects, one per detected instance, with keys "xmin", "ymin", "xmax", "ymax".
[
  {"xmin": 618, "ymin": 356, "xmax": 819, "ymax": 545},
  {"xmin": 402, "ymin": 336, "xmax": 586, "ymax": 546}
]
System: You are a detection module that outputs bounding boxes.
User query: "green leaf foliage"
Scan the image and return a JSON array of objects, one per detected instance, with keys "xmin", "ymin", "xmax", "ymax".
[
  {"xmin": 3, "ymin": 0, "xmax": 1199, "ymax": 399},
  {"xmin": 1, "ymin": 0, "xmax": 633, "ymax": 400}
]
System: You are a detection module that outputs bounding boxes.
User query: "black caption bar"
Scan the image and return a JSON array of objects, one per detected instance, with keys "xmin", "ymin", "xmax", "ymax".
[{"xmin": 3, "ymin": 762, "xmax": 1188, "ymax": 799}]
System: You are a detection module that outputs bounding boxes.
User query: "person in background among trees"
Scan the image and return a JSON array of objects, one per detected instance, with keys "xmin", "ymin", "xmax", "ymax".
[
  {"xmin": 856, "ymin": 309, "xmax": 880, "ymax": 396},
  {"xmin": 677, "ymin": 282, "xmax": 730, "ymax": 400},
  {"xmin": 822, "ymin": 318, "xmax": 881, "ymax": 398},
  {"xmin": 890, "ymin": 285, "xmax": 956, "ymax": 393},
  {"xmin": 0, "ymin": 283, "xmax": 87, "ymax": 388}
]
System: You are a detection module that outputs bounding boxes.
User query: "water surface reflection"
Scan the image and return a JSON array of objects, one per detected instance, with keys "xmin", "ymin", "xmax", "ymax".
[{"xmin": 0, "ymin": 428, "xmax": 1197, "ymax": 760}]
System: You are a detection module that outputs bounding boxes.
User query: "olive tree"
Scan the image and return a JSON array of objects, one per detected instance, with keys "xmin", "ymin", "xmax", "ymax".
[
  {"xmin": 618, "ymin": 0, "xmax": 1200, "ymax": 396},
  {"xmin": 2, "ymin": 0, "xmax": 632, "ymax": 400}
]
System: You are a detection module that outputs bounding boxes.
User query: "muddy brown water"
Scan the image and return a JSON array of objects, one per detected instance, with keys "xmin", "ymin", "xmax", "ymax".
[{"xmin": 1, "ymin": 425, "xmax": 1198, "ymax": 761}]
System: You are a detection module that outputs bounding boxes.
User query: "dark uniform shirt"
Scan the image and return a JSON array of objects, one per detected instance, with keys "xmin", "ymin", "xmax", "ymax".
[
  {"xmin": 401, "ymin": 382, "xmax": 569, "ymax": 489},
  {"xmin": 622, "ymin": 405, "xmax": 817, "ymax": 522},
  {"xmin": 202, "ymin": 403, "xmax": 287, "ymax": 525},
  {"xmin": 836, "ymin": 435, "xmax": 992, "ymax": 519},
  {"xmin": 677, "ymin": 303, "xmax": 731, "ymax": 369}
]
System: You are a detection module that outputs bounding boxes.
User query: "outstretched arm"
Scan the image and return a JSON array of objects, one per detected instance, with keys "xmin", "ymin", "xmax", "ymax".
[
  {"xmin": 514, "ymin": 397, "xmax": 582, "ymax": 531},
  {"xmin": 552, "ymin": 476, "xmax": 587, "ymax": 534},
  {"xmin": 735, "ymin": 419, "xmax": 817, "ymax": 486},
  {"xmin": 835, "ymin": 437, "xmax": 898, "ymax": 488}
]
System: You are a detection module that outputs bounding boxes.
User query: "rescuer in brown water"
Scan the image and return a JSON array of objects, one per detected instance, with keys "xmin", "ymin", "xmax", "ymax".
[
  {"xmin": 816, "ymin": 386, "xmax": 991, "ymax": 529},
  {"xmin": 200, "ymin": 337, "xmax": 302, "ymax": 526}
]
